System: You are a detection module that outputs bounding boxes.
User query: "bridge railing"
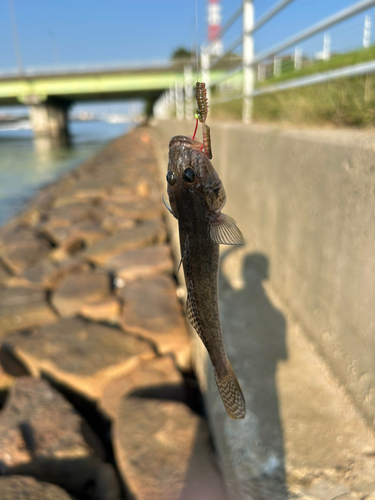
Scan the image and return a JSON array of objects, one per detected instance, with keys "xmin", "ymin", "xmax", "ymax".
[{"xmin": 154, "ymin": 0, "xmax": 375, "ymax": 124}]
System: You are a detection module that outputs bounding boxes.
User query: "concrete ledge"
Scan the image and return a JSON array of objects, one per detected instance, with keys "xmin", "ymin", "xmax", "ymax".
[{"xmin": 152, "ymin": 120, "xmax": 375, "ymax": 499}]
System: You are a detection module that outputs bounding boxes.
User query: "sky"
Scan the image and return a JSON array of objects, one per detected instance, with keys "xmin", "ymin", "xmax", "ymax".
[
  {"xmin": 0, "ymin": 0, "xmax": 373, "ymax": 115},
  {"xmin": 0, "ymin": 0, "xmax": 369, "ymax": 71}
]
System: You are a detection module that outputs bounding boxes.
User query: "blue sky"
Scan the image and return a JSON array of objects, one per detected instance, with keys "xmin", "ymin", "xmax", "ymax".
[
  {"xmin": 0, "ymin": 0, "xmax": 368, "ymax": 70},
  {"xmin": 0, "ymin": 0, "xmax": 372, "ymax": 115}
]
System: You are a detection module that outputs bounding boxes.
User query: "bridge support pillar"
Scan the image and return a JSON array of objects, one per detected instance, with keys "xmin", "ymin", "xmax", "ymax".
[{"xmin": 28, "ymin": 97, "xmax": 71, "ymax": 140}]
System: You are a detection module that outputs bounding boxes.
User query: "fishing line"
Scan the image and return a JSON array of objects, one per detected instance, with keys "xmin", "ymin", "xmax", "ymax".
[
  {"xmin": 195, "ymin": 0, "xmax": 199, "ymax": 82},
  {"xmin": 192, "ymin": 0, "xmax": 199, "ymax": 139}
]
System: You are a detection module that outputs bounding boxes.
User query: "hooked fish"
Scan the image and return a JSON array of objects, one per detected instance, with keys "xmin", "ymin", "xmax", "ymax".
[{"xmin": 163, "ymin": 135, "xmax": 246, "ymax": 419}]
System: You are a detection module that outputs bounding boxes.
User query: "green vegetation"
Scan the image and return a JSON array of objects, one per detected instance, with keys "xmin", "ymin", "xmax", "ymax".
[
  {"xmin": 171, "ymin": 47, "xmax": 193, "ymax": 60},
  {"xmin": 261, "ymin": 45, "xmax": 375, "ymax": 86},
  {"xmin": 209, "ymin": 46, "xmax": 375, "ymax": 127}
]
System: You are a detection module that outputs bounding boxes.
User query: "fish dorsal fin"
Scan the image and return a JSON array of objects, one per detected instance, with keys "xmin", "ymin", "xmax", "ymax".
[
  {"xmin": 186, "ymin": 280, "xmax": 202, "ymax": 336},
  {"xmin": 162, "ymin": 193, "xmax": 176, "ymax": 218},
  {"xmin": 209, "ymin": 213, "xmax": 245, "ymax": 246}
]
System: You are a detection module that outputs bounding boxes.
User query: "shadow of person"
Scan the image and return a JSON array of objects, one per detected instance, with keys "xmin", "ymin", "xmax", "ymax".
[{"xmin": 217, "ymin": 250, "xmax": 288, "ymax": 499}]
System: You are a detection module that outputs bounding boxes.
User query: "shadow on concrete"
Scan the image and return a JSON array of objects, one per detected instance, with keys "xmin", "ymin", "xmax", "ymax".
[{"xmin": 218, "ymin": 249, "xmax": 288, "ymax": 499}]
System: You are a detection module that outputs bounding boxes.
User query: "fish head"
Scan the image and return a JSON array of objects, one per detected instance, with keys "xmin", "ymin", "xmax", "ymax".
[{"xmin": 166, "ymin": 135, "xmax": 226, "ymax": 216}]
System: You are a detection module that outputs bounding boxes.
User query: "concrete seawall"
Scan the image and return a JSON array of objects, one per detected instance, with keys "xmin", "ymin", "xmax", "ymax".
[{"xmin": 153, "ymin": 119, "xmax": 375, "ymax": 498}]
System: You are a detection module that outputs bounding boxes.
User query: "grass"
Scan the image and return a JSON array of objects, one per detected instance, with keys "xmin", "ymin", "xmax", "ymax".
[{"xmin": 209, "ymin": 46, "xmax": 375, "ymax": 127}]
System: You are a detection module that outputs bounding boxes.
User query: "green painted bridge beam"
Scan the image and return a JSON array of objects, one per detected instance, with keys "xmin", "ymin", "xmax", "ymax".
[{"xmin": 0, "ymin": 70, "xmax": 227, "ymax": 105}]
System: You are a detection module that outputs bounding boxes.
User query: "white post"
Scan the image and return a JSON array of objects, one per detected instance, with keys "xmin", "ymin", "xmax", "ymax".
[
  {"xmin": 363, "ymin": 15, "xmax": 371, "ymax": 48},
  {"xmin": 257, "ymin": 63, "xmax": 266, "ymax": 82},
  {"xmin": 322, "ymin": 33, "xmax": 331, "ymax": 61},
  {"xmin": 273, "ymin": 56, "xmax": 282, "ymax": 77},
  {"xmin": 243, "ymin": 0, "xmax": 254, "ymax": 124},
  {"xmin": 175, "ymin": 80, "xmax": 184, "ymax": 121},
  {"xmin": 169, "ymin": 87, "xmax": 175, "ymax": 118},
  {"xmin": 294, "ymin": 47, "xmax": 302, "ymax": 70},
  {"xmin": 201, "ymin": 46, "xmax": 211, "ymax": 103},
  {"xmin": 184, "ymin": 65, "xmax": 194, "ymax": 121}
]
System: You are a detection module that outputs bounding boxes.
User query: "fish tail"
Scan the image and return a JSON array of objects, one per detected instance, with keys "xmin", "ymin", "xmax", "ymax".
[{"xmin": 214, "ymin": 363, "xmax": 246, "ymax": 419}]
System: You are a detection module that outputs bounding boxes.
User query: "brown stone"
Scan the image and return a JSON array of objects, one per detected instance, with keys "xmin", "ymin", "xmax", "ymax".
[
  {"xmin": 0, "ymin": 287, "xmax": 57, "ymax": 336},
  {"xmin": 45, "ymin": 202, "xmax": 95, "ymax": 225},
  {"xmin": 100, "ymin": 355, "xmax": 184, "ymax": 419},
  {"xmin": 41, "ymin": 221, "xmax": 107, "ymax": 249},
  {"xmin": 0, "ymin": 476, "xmax": 74, "ymax": 500},
  {"xmin": 52, "ymin": 270, "xmax": 111, "ymax": 317},
  {"xmin": 0, "ymin": 225, "xmax": 37, "ymax": 249},
  {"xmin": 83, "ymin": 219, "xmax": 166, "ymax": 266},
  {"xmin": 120, "ymin": 275, "xmax": 190, "ymax": 368},
  {"xmin": 0, "ymin": 363, "xmax": 13, "ymax": 391},
  {"xmin": 21, "ymin": 257, "xmax": 90, "ymax": 290},
  {"xmin": 52, "ymin": 178, "xmax": 113, "ymax": 206},
  {"xmin": 0, "ymin": 378, "xmax": 120, "ymax": 500},
  {"xmin": 4, "ymin": 318, "xmax": 154, "ymax": 400},
  {"xmin": 113, "ymin": 398, "xmax": 226, "ymax": 500},
  {"xmin": 101, "ymin": 199, "xmax": 162, "ymax": 220},
  {"xmin": 104, "ymin": 244, "xmax": 173, "ymax": 282},
  {"xmin": 101, "ymin": 215, "xmax": 136, "ymax": 234},
  {"xmin": 80, "ymin": 297, "xmax": 120, "ymax": 324},
  {"xmin": 0, "ymin": 236, "xmax": 51, "ymax": 275},
  {"xmin": 0, "ymin": 262, "xmax": 12, "ymax": 288}
]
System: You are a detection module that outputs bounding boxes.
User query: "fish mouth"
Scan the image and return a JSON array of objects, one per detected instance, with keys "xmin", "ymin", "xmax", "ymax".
[{"xmin": 169, "ymin": 135, "xmax": 202, "ymax": 151}]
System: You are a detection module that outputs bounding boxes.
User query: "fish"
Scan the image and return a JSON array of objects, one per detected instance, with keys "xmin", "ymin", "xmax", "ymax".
[{"xmin": 163, "ymin": 134, "xmax": 246, "ymax": 419}]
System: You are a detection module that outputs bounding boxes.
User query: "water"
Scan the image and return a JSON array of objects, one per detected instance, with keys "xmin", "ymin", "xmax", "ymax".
[{"xmin": 0, "ymin": 120, "xmax": 132, "ymax": 227}]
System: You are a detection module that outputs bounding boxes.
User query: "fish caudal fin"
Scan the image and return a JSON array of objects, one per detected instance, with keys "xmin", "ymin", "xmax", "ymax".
[{"xmin": 214, "ymin": 363, "xmax": 246, "ymax": 419}]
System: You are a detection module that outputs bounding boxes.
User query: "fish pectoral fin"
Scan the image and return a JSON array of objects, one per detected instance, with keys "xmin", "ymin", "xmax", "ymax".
[
  {"xmin": 162, "ymin": 193, "xmax": 176, "ymax": 218},
  {"xmin": 186, "ymin": 281, "xmax": 202, "ymax": 336},
  {"xmin": 209, "ymin": 213, "xmax": 245, "ymax": 245}
]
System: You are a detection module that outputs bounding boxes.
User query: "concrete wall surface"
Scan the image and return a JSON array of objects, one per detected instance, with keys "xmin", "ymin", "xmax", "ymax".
[{"xmin": 153, "ymin": 120, "xmax": 375, "ymax": 499}]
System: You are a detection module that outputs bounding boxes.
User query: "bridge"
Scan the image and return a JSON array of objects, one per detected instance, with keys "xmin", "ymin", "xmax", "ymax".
[{"xmin": 0, "ymin": 60, "xmax": 228, "ymax": 139}]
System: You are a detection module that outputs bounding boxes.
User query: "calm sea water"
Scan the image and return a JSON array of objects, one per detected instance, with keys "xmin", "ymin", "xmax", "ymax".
[{"xmin": 0, "ymin": 120, "xmax": 131, "ymax": 227}]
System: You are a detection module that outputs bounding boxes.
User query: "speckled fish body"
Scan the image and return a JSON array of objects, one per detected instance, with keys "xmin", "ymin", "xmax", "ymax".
[{"xmin": 164, "ymin": 135, "xmax": 246, "ymax": 419}]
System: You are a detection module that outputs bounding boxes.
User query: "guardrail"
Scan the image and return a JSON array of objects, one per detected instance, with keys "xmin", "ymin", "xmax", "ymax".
[{"xmin": 153, "ymin": 0, "xmax": 375, "ymax": 124}]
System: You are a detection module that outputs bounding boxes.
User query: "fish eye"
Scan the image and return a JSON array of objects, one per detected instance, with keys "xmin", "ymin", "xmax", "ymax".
[
  {"xmin": 183, "ymin": 168, "xmax": 195, "ymax": 183},
  {"xmin": 166, "ymin": 171, "xmax": 176, "ymax": 186}
]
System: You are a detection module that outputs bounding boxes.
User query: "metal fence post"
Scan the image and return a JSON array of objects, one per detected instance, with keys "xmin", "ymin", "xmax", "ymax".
[
  {"xmin": 243, "ymin": 0, "xmax": 254, "ymax": 124},
  {"xmin": 169, "ymin": 87, "xmax": 175, "ymax": 118},
  {"xmin": 294, "ymin": 47, "xmax": 302, "ymax": 70},
  {"xmin": 175, "ymin": 80, "xmax": 184, "ymax": 120},
  {"xmin": 363, "ymin": 14, "xmax": 371, "ymax": 48},
  {"xmin": 274, "ymin": 56, "xmax": 282, "ymax": 76},
  {"xmin": 201, "ymin": 47, "xmax": 211, "ymax": 103},
  {"xmin": 184, "ymin": 65, "xmax": 194, "ymax": 120},
  {"xmin": 322, "ymin": 33, "xmax": 331, "ymax": 61}
]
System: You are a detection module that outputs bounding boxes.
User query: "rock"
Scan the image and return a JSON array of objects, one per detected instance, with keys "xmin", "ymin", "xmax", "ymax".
[
  {"xmin": 52, "ymin": 270, "xmax": 111, "ymax": 317},
  {"xmin": 100, "ymin": 355, "xmax": 184, "ymax": 419},
  {"xmin": 21, "ymin": 257, "xmax": 90, "ymax": 290},
  {"xmin": 0, "ymin": 287, "xmax": 57, "ymax": 336},
  {"xmin": 0, "ymin": 476, "xmax": 74, "ymax": 500},
  {"xmin": 0, "ymin": 378, "xmax": 120, "ymax": 500},
  {"xmin": 101, "ymin": 199, "xmax": 162, "ymax": 220},
  {"xmin": 120, "ymin": 275, "xmax": 190, "ymax": 369},
  {"xmin": 104, "ymin": 244, "xmax": 173, "ymax": 282},
  {"xmin": 4, "ymin": 318, "xmax": 154, "ymax": 400},
  {"xmin": 0, "ymin": 262, "xmax": 12, "ymax": 288},
  {"xmin": 45, "ymin": 202, "xmax": 95, "ymax": 225},
  {"xmin": 101, "ymin": 215, "xmax": 136, "ymax": 234},
  {"xmin": 0, "ymin": 363, "xmax": 13, "ymax": 391},
  {"xmin": 54, "ymin": 178, "xmax": 111, "ymax": 203},
  {"xmin": 114, "ymin": 398, "xmax": 226, "ymax": 500},
  {"xmin": 0, "ymin": 225, "xmax": 37, "ymax": 249},
  {"xmin": 80, "ymin": 297, "xmax": 120, "ymax": 324},
  {"xmin": 41, "ymin": 221, "xmax": 108, "ymax": 249},
  {"xmin": 83, "ymin": 219, "xmax": 166, "ymax": 266},
  {"xmin": 0, "ymin": 234, "xmax": 51, "ymax": 275}
]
